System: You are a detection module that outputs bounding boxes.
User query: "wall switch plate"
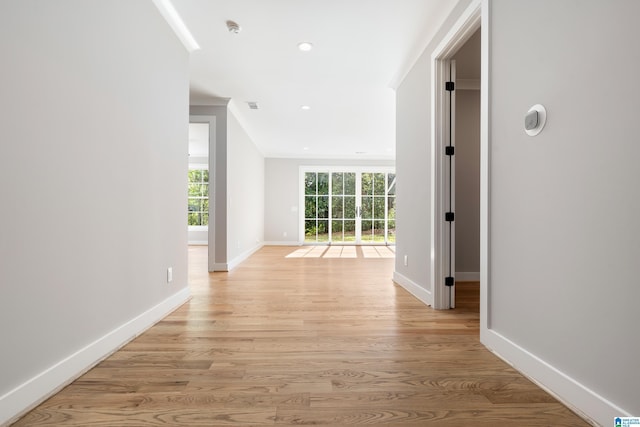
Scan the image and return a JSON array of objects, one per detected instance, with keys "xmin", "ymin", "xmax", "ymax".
[{"xmin": 167, "ymin": 267, "xmax": 173, "ymax": 283}]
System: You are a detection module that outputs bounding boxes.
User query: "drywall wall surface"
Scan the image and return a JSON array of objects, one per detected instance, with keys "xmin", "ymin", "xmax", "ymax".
[
  {"xmin": 454, "ymin": 89, "xmax": 480, "ymax": 274},
  {"xmin": 190, "ymin": 104, "xmax": 228, "ymax": 270},
  {"xmin": 489, "ymin": 0, "xmax": 640, "ymax": 417},
  {"xmin": 227, "ymin": 111, "xmax": 265, "ymax": 261},
  {"xmin": 0, "ymin": 0, "xmax": 189, "ymax": 421},
  {"xmin": 264, "ymin": 158, "xmax": 394, "ymax": 243},
  {"xmin": 394, "ymin": 0, "xmax": 474, "ymax": 295}
]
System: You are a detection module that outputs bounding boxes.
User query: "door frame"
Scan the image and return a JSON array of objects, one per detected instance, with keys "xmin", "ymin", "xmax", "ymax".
[
  {"xmin": 189, "ymin": 114, "xmax": 216, "ymax": 270},
  {"xmin": 299, "ymin": 166, "xmax": 395, "ymax": 245},
  {"xmin": 430, "ymin": 1, "xmax": 481, "ymax": 309}
]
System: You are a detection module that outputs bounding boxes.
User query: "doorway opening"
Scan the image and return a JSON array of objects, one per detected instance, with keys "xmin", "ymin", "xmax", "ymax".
[{"xmin": 431, "ymin": 3, "xmax": 481, "ymax": 310}]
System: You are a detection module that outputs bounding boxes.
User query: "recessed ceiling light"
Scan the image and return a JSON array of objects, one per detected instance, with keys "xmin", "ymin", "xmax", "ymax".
[
  {"xmin": 297, "ymin": 42, "xmax": 313, "ymax": 52},
  {"xmin": 303, "ymin": 147, "xmax": 310, "ymax": 151},
  {"xmin": 301, "ymin": 105, "xmax": 311, "ymax": 110}
]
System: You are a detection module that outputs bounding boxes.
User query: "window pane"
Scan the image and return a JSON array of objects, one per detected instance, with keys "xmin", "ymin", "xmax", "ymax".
[
  {"xmin": 317, "ymin": 220, "xmax": 329, "ymax": 242},
  {"xmin": 361, "ymin": 173, "xmax": 373, "ymax": 195},
  {"xmin": 202, "ymin": 213, "xmax": 209, "ymax": 226},
  {"xmin": 188, "ymin": 199, "xmax": 200, "ymax": 212},
  {"xmin": 387, "ymin": 196, "xmax": 396, "ymax": 220},
  {"xmin": 344, "ymin": 196, "xmax": 356, "ymax": 218},
  {"xmin": 318, "ymin": 173, "xmax": 329, "ymax": 195},
  {"xmin": 202, "ymin": 169, "xmax": 209, "ymax": 182},
  {"xmin": 344, "ymin": 220, "xmax": 356, "ymax": 241},
  {"xmin": 305, "ymin": 220, "xmax": 317, "ymax": 242},
  {"xmin": 332, "ymin": 196, "xmax": 343, "ymax": 219},
  {"xmin": 190, "ymin": 213, "xmax": 202, "ymax": 226},
  {"xmin": 344, "ymin": 173, "xmax": 356, "ymax": 195},
  {"xmin": 361, "ymin": 196, "xmax": 373, "ymax": 219},
  {"xmin": 188, "ymin": 184, "xmax": 201, "ymax": 196},
  {"xmin": 331, "ymin": 220, "xmax": 344, "ymax": 242},
  {"xmin": 373, "ymin": 196, "xmax": 385, "ymax": 219},
  {"xmin": 387, "ymin": 220, "xmax": 396, "ymax": 243},
  {"xmin": 200, "ymin": 183, "xmax": 209, "ymax": 197},
  {"xmin": 332, "ymin": 173, "xmax": 344, "ymax": 195},
  {"xmin": 373, "ymin": 173, "xmax": 386, "ymax": 195},
  {"xmin": 361, "ymin": 220, "xmax": 373, "ymax": 242},
  {"xmin": 373, "ymin": 220, "xmax": 385, "ymax": 242},
  {"xmin": 305, "ymin": 196, "xmax": 316, "ymax": 218},
  {"xmin": 387, "ymin": 173, "xmax": 396, "ymax": 195},
  {"xmin": 305, "ymin": 172, "xmax": 317, "ymax": 195},
  {"xmin": 189, "ymin": 170, "xmax": 202, "ymax": 182},
  {"xmin": 318, "ymin": 196, "xmax": 329, "ymax": 218}
]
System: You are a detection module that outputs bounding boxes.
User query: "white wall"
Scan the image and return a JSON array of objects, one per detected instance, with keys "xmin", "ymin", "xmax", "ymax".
[
  {"xmin": 486, "ymin": 0, "xmax": 640, "ymax": 422},
  {"xmin": 0, "ymin": 1, "xmax": 190, "ymax": 423},
  {"xmin": 454, "ymin": 89, "xmax": 480, "ymax": 276},
  {"xmin": 227, "ymin": 111, "xmax": 265, "ymax": 267},
  {"xmin": 394, "ymin": 0, "xmax": 474, "ymax": 302},
  {"xmin": 264, "ymin": 158, "xmax": 394, "ymax": 244}
]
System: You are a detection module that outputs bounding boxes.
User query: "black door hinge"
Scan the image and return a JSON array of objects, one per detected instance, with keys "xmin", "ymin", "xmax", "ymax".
[
  {"xmin": 445, "ymin": 146, "xmax": 455, "ymax": 156},
  {"xmin": 445, "ymin": 276, "xmax": 455, "ymax": 287},
  {"xmin": 445, "ymin": 212, "xmax": 455, "ymax": 222},
  {"xmin": 445, "ymin": 81, "xmax": 455, "ymax": 92}
]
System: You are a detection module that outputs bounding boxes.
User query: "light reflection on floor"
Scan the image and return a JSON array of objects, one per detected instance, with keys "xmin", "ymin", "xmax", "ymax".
[{"xmin": 286, "ymin": 245, "xmax": 395, "ymax": 259}]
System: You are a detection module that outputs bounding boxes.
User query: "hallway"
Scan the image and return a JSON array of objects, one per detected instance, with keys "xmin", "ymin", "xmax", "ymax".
[{"xmin": 14, "ymin": 246, "xmax": 588, "ymax": 426}]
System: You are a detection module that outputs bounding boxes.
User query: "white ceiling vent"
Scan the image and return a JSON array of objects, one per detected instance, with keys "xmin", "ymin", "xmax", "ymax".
[{"xmin": 247, "ymin": 101, "xmax": 259, "ymax": 110}]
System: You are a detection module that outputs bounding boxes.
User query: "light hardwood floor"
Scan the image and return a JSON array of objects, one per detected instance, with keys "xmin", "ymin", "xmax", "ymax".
[{"xmin": 14, "ymin": 246, "xmax": 590, "ymax": 426}]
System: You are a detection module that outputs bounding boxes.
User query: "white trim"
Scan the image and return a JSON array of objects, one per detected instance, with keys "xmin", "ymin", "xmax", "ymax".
[
  {"xmin": 188, "ymin": 241, "xmax": 208, "ymax": 246},
  {"xmin": 479, "ymin": 0, "xmax": 491, "ymax": 339},
  {"xmin": 455, "ymin": 272, "xmax": 480, "ymax": 281},
  {"xmin": 212, "ymin": 263, "xmax": 229, "ymax": 272},
  {"xmin": 483, "ymin": 329, "xmax": 626, "ymax": 427},
  {"xmin": 227, "ymin": 243, "xmax": 264, "ymax": 271},
  {"xmin": 0, "ymin": 287, "xmax": 190, "ymax": 426},
  {"xmin": 264, "ymin": 241, "xmax": 302, "ymax": 246},
  {"xmin": 393, "ymin": 271, "xmax": 433, "ymax": 307},
  {"xmin": 151, "ymin": 0, "xmax": 200, "ymax": 52}
]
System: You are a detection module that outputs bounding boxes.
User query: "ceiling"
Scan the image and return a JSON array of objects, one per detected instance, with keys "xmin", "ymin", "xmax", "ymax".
[{"xmin": 173, "ymin": 0, "xmax": 458, "ymax": 160}]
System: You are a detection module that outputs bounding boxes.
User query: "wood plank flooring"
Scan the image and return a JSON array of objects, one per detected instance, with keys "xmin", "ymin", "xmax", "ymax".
[{"xmin": 13, "ymin": 246, "xmax": 590, "ymax": 426}]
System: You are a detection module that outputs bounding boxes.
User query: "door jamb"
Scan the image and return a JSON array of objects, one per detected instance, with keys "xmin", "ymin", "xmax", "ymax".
[{"xmin": 430, "ymin": 0, "xmax": 481, "ymax": 309}]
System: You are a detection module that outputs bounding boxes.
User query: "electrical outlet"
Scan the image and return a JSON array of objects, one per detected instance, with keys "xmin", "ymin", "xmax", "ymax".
[
  {"xmin": 167, "ymin": 267, "xmax": 173, "ymax": 283},
  {"xmin": 404, "ymin": 255, "xmax": 408, "ymax": 266}
]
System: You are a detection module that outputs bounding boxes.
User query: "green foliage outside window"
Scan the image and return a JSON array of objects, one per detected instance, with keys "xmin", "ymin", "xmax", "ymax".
[{"xmin": 188, "ymin": 169, "xmax": 209, "ymax": 226}]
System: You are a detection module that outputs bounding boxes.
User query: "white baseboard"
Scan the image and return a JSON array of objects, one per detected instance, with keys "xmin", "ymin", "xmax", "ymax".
[
  {"xmin": 481, "ymin": 328, "xmax": 630, "ymax": 427},
  {"xmin": 263, "ymin": 241, "xmax": 301, "ymax": 246},
  {"xmin": 0, "ymin": 287, "xmax": 191, "ymax": 426},
  {"xmin": 455, "ymin": 271, "xmax": 480, "ymax": 281},
  {"xmin": 211, "ymin": 262, "xmax": 229, "ymax": 272},
  {"xmin": 188, "ymin": 240, "xmax": 207, "ymax": 245},
  {"xmin": 392, "ymin": 271, "xmax": 433, "ymax": 307},
  {"xmin": 228, "ymin": 243, "xmax": 264, "ymax": 271}
]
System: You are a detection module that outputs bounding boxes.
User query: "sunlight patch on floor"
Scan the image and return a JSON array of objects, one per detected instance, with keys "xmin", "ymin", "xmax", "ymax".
[
  {"xmin": 361, "ymin": 246, "xmax": 396, "ymax": 258},
  {"xmin": 286, "ymin": 246, "xmax": 394, "ymax": 259}
]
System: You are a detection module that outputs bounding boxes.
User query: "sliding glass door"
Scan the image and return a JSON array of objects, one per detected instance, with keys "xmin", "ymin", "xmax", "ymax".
[{"xmin": 303, "ymin": 169, "xmax": 395, "ymax": 245}]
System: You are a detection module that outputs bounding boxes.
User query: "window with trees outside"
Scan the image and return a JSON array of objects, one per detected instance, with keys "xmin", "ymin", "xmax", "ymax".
[
  {"xmin": 303, "ymin": 169, "xmax": 395, "ymax": 245},
  {"xmin": 188, "ymin": 168, "xmax": 209, "ymax": 226}
]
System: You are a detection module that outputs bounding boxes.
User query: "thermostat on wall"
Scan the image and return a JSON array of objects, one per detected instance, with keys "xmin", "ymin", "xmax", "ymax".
[{"xmin": 524, "ymin": 104, "xmax": 546, "ymax": 136}]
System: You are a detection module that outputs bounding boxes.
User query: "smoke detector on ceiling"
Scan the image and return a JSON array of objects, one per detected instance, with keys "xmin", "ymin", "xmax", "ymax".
[{"xmin": 226, "ymin": 20, "xmax": 241, "ymax": 34}]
